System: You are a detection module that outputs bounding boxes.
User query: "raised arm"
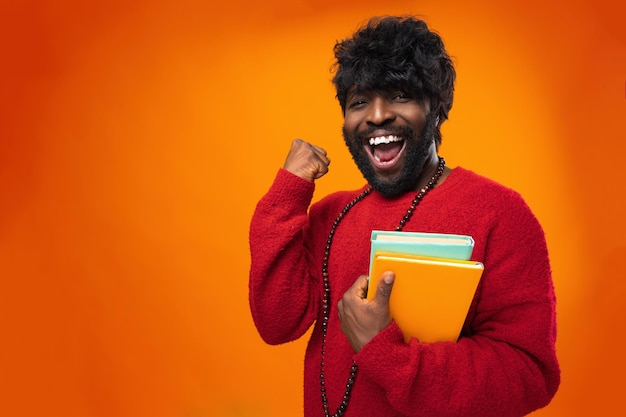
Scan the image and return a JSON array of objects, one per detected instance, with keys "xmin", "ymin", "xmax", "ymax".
[{"xmin": 248, "ymin": 139, "xmax": 331, "ymax": 345}]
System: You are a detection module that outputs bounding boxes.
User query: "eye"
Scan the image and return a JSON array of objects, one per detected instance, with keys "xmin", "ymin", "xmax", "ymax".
[
  {"xmin": 347, "ymin": 98, "xmax": 368, "ymax": 109},
  {"xmin": 393, "ymin": 92, "xmax": 413, "ymax": 101}
]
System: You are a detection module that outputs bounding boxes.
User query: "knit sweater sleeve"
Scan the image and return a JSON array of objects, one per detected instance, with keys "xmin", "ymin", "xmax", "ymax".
[
  {"xmin": 353, "ymin": 189, "xmax": 560, "ymax": 416},
  {"xmin": 248, "ymin": 169, "xmax": 320, "ymax": 345}
]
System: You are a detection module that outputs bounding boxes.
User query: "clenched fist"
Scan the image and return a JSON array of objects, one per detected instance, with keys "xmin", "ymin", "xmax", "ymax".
[{"xmin": 283, "ymin": 139, "xmax": 331, "ymax": 182}]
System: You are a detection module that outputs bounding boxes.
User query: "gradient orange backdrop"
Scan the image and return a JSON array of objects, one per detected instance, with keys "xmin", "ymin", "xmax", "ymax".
[{"xmin": 1, "ymin": 0, "xmax": 625, "ymax": 416}]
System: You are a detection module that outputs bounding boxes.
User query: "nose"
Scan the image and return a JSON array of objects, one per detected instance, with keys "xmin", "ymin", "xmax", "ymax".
[{"xmin": 367, "ymin": 96, "xmax": 396, "ymax": 126}]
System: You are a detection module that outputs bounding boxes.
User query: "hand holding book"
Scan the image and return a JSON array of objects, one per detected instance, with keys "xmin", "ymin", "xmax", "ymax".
[{"xmin": 366, "ymin": 231, "xmax": 484, "ymax": 343}]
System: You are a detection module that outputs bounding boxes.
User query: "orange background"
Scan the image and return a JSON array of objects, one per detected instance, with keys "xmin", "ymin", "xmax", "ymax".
[{"xmin": 1, "ymin": 0, "xmax": 625, "ymax": 416}]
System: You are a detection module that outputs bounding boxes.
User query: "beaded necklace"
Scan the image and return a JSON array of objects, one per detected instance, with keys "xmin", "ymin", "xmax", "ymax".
[{"xmin": 319, "ymin": 157, "xmax": 446, "ymax": 417}]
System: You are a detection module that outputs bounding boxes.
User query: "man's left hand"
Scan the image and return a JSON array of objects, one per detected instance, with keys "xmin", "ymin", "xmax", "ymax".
[{"xmin": 337, "ymin": 272, "xmax": 395, "ymax": 352}]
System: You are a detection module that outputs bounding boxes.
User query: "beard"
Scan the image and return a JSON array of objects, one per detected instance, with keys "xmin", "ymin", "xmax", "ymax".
[{"xmin": 343, "ymin": 112, "xmax": 438, "ymax": 199}]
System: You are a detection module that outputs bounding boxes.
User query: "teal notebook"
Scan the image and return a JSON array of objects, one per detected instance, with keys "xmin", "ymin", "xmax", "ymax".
[{"xmin": 369, "ymin": 230, "xmax": 475, "ymax": 276}]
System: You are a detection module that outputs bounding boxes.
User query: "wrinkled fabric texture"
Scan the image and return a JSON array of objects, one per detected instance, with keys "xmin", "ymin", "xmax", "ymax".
[{"xmin": 249, "ymin": 167, "xmax": 560, "ymax": 417}]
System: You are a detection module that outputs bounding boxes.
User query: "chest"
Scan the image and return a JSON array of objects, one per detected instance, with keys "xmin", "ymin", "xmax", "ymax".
[{"xmin": 322, "ymin": 199, "xmax": 441, "ymax": 301}]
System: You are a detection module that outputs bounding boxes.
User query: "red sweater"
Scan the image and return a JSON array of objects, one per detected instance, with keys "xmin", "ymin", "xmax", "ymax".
[{"xmin": 249, "ymin": 167, "xmax": 560, "ymax": 417}]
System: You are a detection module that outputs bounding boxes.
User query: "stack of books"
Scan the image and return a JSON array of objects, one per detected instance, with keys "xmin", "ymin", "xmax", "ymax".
[{"xmin": 366, "ymin": 230, "xmax": 484, "ymax": 343}]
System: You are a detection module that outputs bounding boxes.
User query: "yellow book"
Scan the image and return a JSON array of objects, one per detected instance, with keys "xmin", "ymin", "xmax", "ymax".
[{"xmin": 367, "ymin": 252, "xmax": 483, "ymax": 343}]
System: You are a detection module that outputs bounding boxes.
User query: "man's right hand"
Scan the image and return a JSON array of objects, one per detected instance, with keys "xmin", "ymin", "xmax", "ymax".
[{"xmin": 283, "ymin": 139, "xmax": 330, "ymax": 182}]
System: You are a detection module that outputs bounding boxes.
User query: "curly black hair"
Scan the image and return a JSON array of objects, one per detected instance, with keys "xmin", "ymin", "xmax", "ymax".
[{"xmin": 332, "ymin": 16, "xmax": 456, "ymax": 145}]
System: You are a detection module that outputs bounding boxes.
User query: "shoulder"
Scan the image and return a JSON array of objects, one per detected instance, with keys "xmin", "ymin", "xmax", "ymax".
[
  {"xmin": 443, "ymin": 166, "xmax": 529, "ymax": 210},
  {"xmin": 435, "ymin": 166, "xmax": 545, "ymax": 240},
  {"xmin": 448, "ymin": 167, "xmax": 518, "ymax": 194},
  {"xmin": 449, "ymin": 166, "xmax": 546, "ymax": 242}
]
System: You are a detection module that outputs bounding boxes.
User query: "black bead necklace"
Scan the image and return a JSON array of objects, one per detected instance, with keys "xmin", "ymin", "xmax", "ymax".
[{"xmin": 319, "ymin": 157, "xmax": 446, "ymax": 417}]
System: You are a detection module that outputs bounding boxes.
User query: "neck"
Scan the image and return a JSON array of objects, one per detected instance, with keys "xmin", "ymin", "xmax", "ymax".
[{"xmin": 412, "ymin": 150, "xmax": 448, "ymax": 193}]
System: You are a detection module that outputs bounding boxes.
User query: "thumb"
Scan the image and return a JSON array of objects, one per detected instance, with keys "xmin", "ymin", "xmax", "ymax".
[{"xmin": 375, "ymin": 271, "xmax": 395, "ymax": 305}]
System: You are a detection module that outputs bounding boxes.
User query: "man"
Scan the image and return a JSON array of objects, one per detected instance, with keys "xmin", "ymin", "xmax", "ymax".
[{"xmin": 249, "ymin": 16, "xmax": 560, "ymax": 417}]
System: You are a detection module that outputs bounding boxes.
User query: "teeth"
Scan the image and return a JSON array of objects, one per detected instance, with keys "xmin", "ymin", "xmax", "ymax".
[{"xmin": 368, "ymin": 135, "xmax": 402, "ymax": 146}]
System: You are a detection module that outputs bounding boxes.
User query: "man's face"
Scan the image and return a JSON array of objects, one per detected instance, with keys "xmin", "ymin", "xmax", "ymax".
[{"xmin": 342, "ymin": 87, "xmax": 437, "ymax": 198}]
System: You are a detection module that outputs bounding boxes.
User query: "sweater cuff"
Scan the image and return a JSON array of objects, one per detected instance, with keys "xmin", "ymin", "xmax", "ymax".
[
  {"xmin": 353, "ymin": 320, "xmax": 409, "ymax": 379},
  {"xmin": 265, "ymin": 168, "xmax": 315, "ymax": 210}
]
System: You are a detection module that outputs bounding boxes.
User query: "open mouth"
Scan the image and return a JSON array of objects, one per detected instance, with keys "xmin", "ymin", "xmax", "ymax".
[{"xmin": 366, "ymin": 135, "xmax": 406, "ymax": 168}]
